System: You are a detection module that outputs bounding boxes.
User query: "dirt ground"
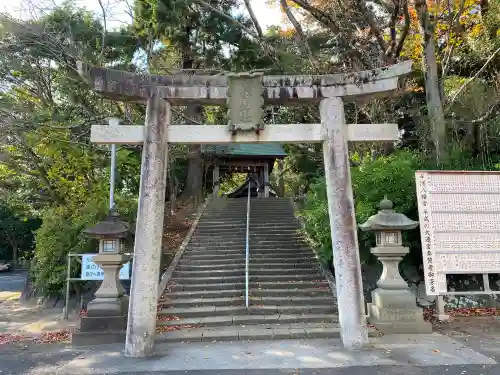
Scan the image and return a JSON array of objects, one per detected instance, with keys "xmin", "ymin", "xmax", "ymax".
[
  {"xmin": 0, "ymin": 291, "xmax": 77, "ymax": 344},
  {"xmin": 433, "ymin": 316, "xmax": 500, "ymax": 361}
]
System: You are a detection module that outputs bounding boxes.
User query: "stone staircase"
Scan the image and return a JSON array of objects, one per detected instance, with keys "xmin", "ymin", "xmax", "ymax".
[{"xmin": 156, "ymin": 197, "xmax": 341, "ymax": 342}]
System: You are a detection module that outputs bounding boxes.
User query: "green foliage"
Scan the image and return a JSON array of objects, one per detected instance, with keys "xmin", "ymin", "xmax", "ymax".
[
  {"xmin": 299, "ymin": 151, "xmax": 427, "ymax": 264},
  {"xmin": 218, "ymin": 173, "xmax": 248, "ymax": 196},
  {"xmin": 32, "ymin": 194, "xmax": 137, "ymax": 296},
  {"xmin": 0, "ymin": 201, "xmax": 41, "ymax": 262},
  {"xmin": 299, "ymin": 148, "xmax": 500, "ymax": 272}
]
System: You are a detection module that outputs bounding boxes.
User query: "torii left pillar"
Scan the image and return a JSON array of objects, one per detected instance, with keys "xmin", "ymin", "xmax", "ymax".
[{"xmin": 125, "ymin": 94, "xmax": 170, "ymax": 357}]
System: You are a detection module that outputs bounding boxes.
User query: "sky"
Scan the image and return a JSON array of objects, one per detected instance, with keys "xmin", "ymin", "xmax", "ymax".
[{"xmin": 2, "ymin": 0, "xmax": 284, "ymax": 31}]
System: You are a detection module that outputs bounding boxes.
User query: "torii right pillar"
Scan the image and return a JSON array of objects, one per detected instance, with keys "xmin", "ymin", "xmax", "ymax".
[{"xmin": 320, "ymin": 97, "xmax": 368, "ymax": 348}]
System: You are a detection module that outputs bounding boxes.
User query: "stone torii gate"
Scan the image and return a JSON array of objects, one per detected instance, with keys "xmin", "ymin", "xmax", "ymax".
[{"xmin": 78, "ymin": 61, "xmax": 412, "ymax": 357}]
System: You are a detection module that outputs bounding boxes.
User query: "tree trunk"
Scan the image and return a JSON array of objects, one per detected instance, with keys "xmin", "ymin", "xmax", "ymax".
[
  {"xmin": 179, "ymin": 40, "xmax": 204, "ymax": 206},
  {"xmin": 181, "ymin": 123, "xmax": 203, "ymax": 205},
  {"xmin": 168, "ymin": 162, "xmax": 177, "ymax": 215},
  {"xmin": 415, "ymin": 0, "xmax": 448, "ymax": 165},
  {"xmin": 277, "ymin": 160, "xmax": 285, "ymax": 197}
]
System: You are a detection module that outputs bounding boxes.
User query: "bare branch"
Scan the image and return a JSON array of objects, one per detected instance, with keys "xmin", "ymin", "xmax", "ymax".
[
  {"xmin": 455, "ymin": 100, "xmax": 500, "ymax": 124},
  {"xmin": 97, "ymin": 0, "xmax": 107, "ymax": 62},
  {"xmin": 447, "ymin": 46, "xmax": 500, "ymax": 109},
  {"xmin": 355, "ymin": 0, "xmax": 390, "ymax": 56},
  {"xmin": 394, "ymin": 0, "xmax": 410, "ymax": 58},
  {"xmin": 191, "ymin": 0, "xmax": 284, "ymax": 70},
  {"xmin": 280, "ymin": 0, "xmax": 319, "ymax": 71},
  {"xmin": 243, "ymin": 0, "xmax": 263, "ymax": 38},
  {"xmin": 441, "ymin": 0, "xmax": 465, "ymax": 79}
]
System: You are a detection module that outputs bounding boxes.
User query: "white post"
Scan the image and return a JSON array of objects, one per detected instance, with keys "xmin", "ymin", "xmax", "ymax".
[
  {"xmin": 320, "ymin": 97, "xmax": 369, "ymax": 349},
  {"xmin": 124, "ymin": 94, "xmax": 170, "ymax": 357},
  {"xmin": 435, "ymin": 295, "xmax": 450, "ymax": 321},
  {"xmin": 213, "ymin": 164, "xmax": 220, "ymax": 197},
  {"xmin": 108, "ymin": 118, "xmax": 120, "ymax": 209},
  {"xmin": 263, "ymin": 163, "xmax": 270, "ymax": 198}
]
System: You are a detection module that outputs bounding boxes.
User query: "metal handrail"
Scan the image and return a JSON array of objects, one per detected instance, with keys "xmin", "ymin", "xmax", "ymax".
[{"xmin": 245, "ymin": 178, "xmax": 251, "ymax": 308}]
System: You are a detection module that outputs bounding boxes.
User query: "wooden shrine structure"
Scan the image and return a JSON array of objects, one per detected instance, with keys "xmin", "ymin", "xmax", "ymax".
[
  {"xmin": 204, "ymin": 143, "xmax": 286, "ymax": 197},
  {"xmin": 79, "ymin": 60, "xmax": 413, "ymax": 357}
]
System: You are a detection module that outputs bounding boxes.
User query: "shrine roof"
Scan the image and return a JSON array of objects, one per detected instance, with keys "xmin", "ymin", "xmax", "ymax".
[{"xmin": 202, "ymin": 144, "xmax": 286, "ymax": 158}]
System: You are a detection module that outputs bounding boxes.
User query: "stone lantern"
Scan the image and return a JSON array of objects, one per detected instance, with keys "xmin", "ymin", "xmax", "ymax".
[
  {"xmin": 75, "ymin": 209, "xmax": 131, "ymax": 344},
  {"xmin": 359, "ymin": 197, "xmax": 431, "ymax": 334}
]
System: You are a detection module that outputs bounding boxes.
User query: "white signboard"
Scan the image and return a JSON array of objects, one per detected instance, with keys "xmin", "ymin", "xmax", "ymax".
[
  {"xmin": 416, "ymin": 171, "xmax": 500, "ymax": 295},
  {"xmin": 81, "ymin": 254, "xmax": 130, "ymax": 280}
]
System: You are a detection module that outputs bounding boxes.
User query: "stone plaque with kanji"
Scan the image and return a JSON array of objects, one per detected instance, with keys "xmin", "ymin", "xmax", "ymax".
[
  {"xmin": 227, "ymin": 72, "xmax": 264, "ymax": 133},
  {"xmin": 416, "ymin": 171, "xmax": 500, "ymax": 296}
]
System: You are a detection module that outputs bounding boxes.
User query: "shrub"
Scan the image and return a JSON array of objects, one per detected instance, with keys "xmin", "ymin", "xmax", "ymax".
[
  {"xmin": 32, "ymin": 194, "xmax": 137, "ymax": 297},
  {"xmin": 299, "ymin": 150, "xmax": 426, "ymax": 267}
]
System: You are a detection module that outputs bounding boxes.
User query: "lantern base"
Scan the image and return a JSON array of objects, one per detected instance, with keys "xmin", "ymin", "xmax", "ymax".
[
  {"xmin": 72, "ymin": 329, "xmax": 126, "ymax": 346},
  {"xmin": 367, "ymin": 288, "xmax": 432, "ymax": 334},
  {"xmin": 80, "ymin": 314, "xmax": 128, "ymax": 332},
  {"xmin": 87, "ymin": 295, "xmax": 129, "ymax": 317}
]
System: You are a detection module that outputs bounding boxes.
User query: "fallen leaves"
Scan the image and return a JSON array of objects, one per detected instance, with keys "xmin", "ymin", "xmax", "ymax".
[
  {"xmin": 33, "ymin": 330, "xmax": 71, "ymax": 344},
  {"xmin": 157, "ymin": 315, "xmax": 180, "ymax": 322},
  {"xmin": 156, "ymin": 324, "xmax": 198, "ymax": 333},
  {"xmin": 0, "ymin": 333, "xmax": 27, "ymax": 345},
  {"xmin": 0, "ymin": 328, "xmax": 73, "ymax": 346},
  {"xmin": 424, "ymin": 307, "xmax": 500, "ymax": 322}
]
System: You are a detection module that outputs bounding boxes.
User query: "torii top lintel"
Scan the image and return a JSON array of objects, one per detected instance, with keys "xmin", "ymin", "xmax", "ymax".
[{"xmin": 77, "ymin": 61, "xmax": 412, "ymax": 106}]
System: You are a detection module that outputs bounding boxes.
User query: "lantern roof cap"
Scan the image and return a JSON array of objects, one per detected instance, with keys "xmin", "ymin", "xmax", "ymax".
[
  {"xmin": 358, "ymin": 196, "xmax": 419, "ymax": 231},
  {"xmin": 83, "ymin": 208, "xmax": 129, "ymax": 238}
]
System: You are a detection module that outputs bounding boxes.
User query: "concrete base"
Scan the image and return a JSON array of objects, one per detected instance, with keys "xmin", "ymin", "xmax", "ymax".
[
  {"xmin": 87, "ymin": 295, "xmax": 128, "ymax": 317},
  {"xmin": 367, "ymin": 288, "xmax": 432, "ymax": 334},
  {"xmin": 80, "ymin": 315, "xmax": 127, "ymax": 332},
  {"xmin": 72, "ymin": 330, "xmax": 126, "ymax": 346}
]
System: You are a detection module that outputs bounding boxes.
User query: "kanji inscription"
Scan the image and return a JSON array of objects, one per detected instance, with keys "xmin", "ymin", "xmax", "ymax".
[
  {"xmin": 227, "ymin": 72, "xmax": 264, "ymax": 133},
  {"xmin": 416, "ymin": 171, "xmax": 500, "ymax": 295}
]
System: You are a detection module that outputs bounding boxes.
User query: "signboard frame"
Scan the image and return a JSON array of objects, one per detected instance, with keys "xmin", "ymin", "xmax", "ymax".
[{"xmin": 416, "ymin": 170, "xmax": 500, "ymax": 296}]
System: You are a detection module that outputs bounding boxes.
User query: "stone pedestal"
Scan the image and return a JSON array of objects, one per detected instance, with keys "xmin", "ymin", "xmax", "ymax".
[
  {"xmin": 73, "ymin": 253, "xmax": 130, "ymax": 346},
  {"xmin": 367, "ymin": 247, "xmax": 432, "ymax": 334}
]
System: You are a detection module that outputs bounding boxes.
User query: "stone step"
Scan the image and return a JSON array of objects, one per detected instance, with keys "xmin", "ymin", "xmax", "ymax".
[
  {"xmin": 156, "ymin": 323, "xmax": 378, "ymax": 343},
  {"xmin": 195, "ymin": 224, "xmax": 300, "ymax": 229},
  {"xmin": 197, "ymin": 219, "xmax": 299, "ymax": 225},
  {"xmin": 201, "ymin": 212, "xmax": 295, "ymax": 216},
  {"xmin": 181, "ymin": 256, "xmax": 315, "ymax": 263},
  {"xmin": 193, "ymin": 230, "xmax": 300, "ymax": 235},
  {"xmin": 169, "ymin": 281, "xmax": 329, "ymax": 292},
  {"xmin": 173, "ymin": 270, "xmax": 245, "ymax": 278},
  {"xmin": 250, "ymin": 287, "xmax": 332, "ymax": 297},
  {"xmin": 159, "ymin": 296, "xmax": 244, "ymax": 308},
  {"xmin": 159, "ymin": 305, "xmax": 337, "ymax": 318},
  {"xmin": 157, "ymin": 314, "xmax": 339, "ymax": 328},
  {"xmin": 167, "ymin": 289, "xmax": 244, "ymax": 299},
  {"xmin": 171, "ymin": 274, "xmax": 323, "ymax": 285},
  {"xmin": 196, "ymin": 223, "xmax": 299, "ymax": 227},
  {"xmin": 187, "ymin": 244, "xmax": 311, "ymax": 250},
  {"xmin": 160, "ymin": 296, "xmax": 335, "ymax": 309},
  {"xmin": 184, "ymin": 249, "xmax": 314, "ymax": 256},
  {"xmin": 174, "ymin": 267, "xmax": 319, "ymax": 276},
  {"xmin": 182, "ymin": 252, "xmax": 315, "ymax": 260},
  {"xmin": 188, "ymin": 237, "xmax": 306, "ymax": 243},
  {"xmin": 166, "ymin": 287, "xmax": 332, "ymax": 300},
  {"xmin": 177, "ymin": 263, "xmax": 320, "ymax": 271}
]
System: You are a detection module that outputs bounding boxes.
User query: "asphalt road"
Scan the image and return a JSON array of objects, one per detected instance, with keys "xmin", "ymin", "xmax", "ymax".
[{"xmin": 0, "ymin": 270, "xmax": 27, "ymax": 292}]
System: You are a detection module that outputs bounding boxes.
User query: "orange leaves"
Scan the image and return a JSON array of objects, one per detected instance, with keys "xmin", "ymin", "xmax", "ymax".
[
  {"xmin": 157, "ymin": 315, "xmax": 180, "ymax": 322},
  {"xmin": 156, "ymin": 324, "xmax": 198, "ymax": 333},
  {"xmin": 0, "ymin": 329, "xmax": 73, "ymax": 346},
  {"xmin": 423, "ymin": 307, "xmax": 500, "ymax": 322},
  {"xmin": 279, "ymin": 28, "xmax": 296, "ymax": 38},
  {"xmin": 33, "ymin": 330, "xmax": 71, "ymax": 344},
  {"xmin": 0, "ymin": 333, "xmax": 26, "ymax": 345}
]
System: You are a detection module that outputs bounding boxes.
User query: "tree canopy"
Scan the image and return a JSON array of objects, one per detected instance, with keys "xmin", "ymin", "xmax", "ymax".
[{"xmin": 0, "ymin": 0, "xmax": 499, "ymax": 294}]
